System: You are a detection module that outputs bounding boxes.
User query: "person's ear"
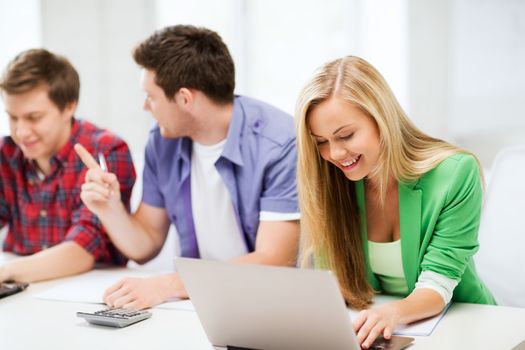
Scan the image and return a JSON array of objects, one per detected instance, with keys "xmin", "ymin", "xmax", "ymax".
[
  {"xmin": 62, "ymin": 101, "xmax": 77, "ymax": 119},
  {"xmin": 175, "ymin": 88, "xmax": 194, "ymax": 109}
]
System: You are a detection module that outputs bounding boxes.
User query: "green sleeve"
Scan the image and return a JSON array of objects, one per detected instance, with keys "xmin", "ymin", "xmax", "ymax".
[{"xmin": 420, "ymin": 155, "xmax": 482, "ymax": 280}]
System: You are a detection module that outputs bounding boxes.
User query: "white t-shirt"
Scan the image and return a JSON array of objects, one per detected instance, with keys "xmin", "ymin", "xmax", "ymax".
[
  {"xmin": 191, "ymin": 140, "xmax": 248, "ymax": 260},
  {"xmin": 191, "ymin": 140, "xmax": 300, "ymax": 260}
]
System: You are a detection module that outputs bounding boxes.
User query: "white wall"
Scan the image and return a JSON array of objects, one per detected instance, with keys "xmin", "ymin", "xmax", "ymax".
[
  {"xmin": 155, "ymin": 0, "xmax": 408, "ymax": 117},
  {"xmin": 360, "ymin": 0, "xmax": 409, "ymax": 113},
  {"xmin": 241, "ymin": 0, "xmax": 360, "ymax": 114},
  {"xmin": 407, "ymin": 0, "xmax": 452, "ymax": 139},
  {"xmin": 0, "ymin": 0, "xmax": 42, "ymax": 136},
  {"xmin": 449, "ymin": 0, "xmax": 525, "ymax": 165},
  {"xmin": 451, "ymin": 0, "xmax": 525, "ymax": 135},
  {"xmin": 41, "ymin": 0, "xmax": 155, "ymax": 160},
  {"xmin": 407, "ymin": 0, "xmax": 525, "ymax": 166}
]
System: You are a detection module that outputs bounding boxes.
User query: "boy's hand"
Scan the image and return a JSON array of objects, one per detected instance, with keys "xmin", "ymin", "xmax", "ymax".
[{"xmin": 74, "ymin": 143, "xmax": 122, "ymax": 217}]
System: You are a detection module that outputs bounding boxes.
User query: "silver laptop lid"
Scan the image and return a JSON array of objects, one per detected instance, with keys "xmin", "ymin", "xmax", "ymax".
[{"xmin": 175, "ymin": 258, "xmax": 359, "ymax": 350}]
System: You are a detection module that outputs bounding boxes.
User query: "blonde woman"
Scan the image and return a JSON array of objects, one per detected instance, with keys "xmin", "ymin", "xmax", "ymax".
[{"xmin": 296, "ymin": 56, "xmax": 495, "ymax": 349}]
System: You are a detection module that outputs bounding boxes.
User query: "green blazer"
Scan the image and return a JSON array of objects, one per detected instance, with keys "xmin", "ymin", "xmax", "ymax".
[{"xmin": 356, "ymin": 153, "xmax": 495, "ymax": 304}]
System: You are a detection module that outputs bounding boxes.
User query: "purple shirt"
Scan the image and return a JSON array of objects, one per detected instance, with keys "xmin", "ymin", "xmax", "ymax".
[{"xmin": 142, "ymin": 95, "xmax": 299, "ymax": 258}]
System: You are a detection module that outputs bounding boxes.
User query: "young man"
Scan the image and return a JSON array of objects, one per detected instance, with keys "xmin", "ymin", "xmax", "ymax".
[
  {"xmin": 0, "ymin": 49, "xmax": 136, "ymax": 283},
  {"xmin": 75, "ymin": 25, "xmax": 300, "ymax": 309}
]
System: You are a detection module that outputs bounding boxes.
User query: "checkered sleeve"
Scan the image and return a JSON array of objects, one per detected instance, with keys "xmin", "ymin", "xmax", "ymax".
[
  {"xmin": 0, "ymin": 181, "xmax": 8, "ymax": 229},
  {"xmin": 65, "ymin": 136, "xmax": 136, "ymax": 265},
  {"xmin": 0, "ymin": 141, "xmax": 10, "ymax": 228}
]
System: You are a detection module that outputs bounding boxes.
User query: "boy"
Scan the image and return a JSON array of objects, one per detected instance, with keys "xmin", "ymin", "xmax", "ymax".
[
  {"xmin": 76, "ymin": 25, "xmax": 300, "ymax": 309},
  {"xmin": 0, "ymin": 49, "xmax": 135, "ymax": 283}
]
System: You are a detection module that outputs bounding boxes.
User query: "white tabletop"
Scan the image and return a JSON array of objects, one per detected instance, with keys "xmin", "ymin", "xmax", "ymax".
[
  {"xmin": 1, "ymin": 263, "xmax": 524, "ymax": 349},
  {"xmin": 415, "ymin": 303, "xmax": 525, "ymax": 349},
  {"xmin": 0, "ymin": 268, "xmax": 214, "ymax": 350}
]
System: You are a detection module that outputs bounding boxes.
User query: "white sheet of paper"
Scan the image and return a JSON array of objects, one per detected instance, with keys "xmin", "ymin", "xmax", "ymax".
[
  {"xmin": 348, "ymin": 294, "xmax": 449, "ymax": 336},
  {"xmin": 34, "ymin": 268, "xmax": 168, "ymax": 304},
  {"xmin": 158, "ymin": 299, "xmax": 195, "ymax": 311},
  {"xmin": 393, "ymin": 306, "xmax": 449, "ymax": 336}
]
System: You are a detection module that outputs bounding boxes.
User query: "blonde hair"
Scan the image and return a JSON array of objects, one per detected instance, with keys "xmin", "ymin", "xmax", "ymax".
[{"xmin": 295, "ymin": 56, "xmax": 470, "ymax": 308}]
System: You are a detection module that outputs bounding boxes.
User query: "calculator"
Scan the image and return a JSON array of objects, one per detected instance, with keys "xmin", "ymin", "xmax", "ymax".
[{"xmin": 77, "ymin": 308, "xmax": 152, "ymax": 328}]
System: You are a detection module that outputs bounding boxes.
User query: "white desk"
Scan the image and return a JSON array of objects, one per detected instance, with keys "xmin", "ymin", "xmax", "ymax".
[
  {"xmin": 414, "ymin": 303, "xmax": 525, "ymax": 349},
  {"xmin": 1, "ymin": 266, "xmax": 524, "ymax": 349},
  {"xmin": 0, "ymin": 269, "xmax": 214, "ymax": 350}
]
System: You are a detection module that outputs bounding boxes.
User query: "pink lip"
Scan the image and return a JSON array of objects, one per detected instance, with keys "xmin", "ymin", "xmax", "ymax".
[
  {"xmin": 21, "ymin": 140, "xmax": 39, "ymax": 149},
  {"xmin": 340, "ymin": 155, "xmax": 362, "ymax": 171}
]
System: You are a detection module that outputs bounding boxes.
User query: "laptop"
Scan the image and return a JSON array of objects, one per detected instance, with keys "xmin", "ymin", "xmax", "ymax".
[{"xmin": 176, "ymin": 258, "xmax": 414, "ymax": 350}]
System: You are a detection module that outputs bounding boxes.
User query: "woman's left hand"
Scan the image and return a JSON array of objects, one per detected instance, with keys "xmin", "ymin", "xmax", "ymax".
[{"xmin": 352, "ymin": 301, "xmax": 401, "ymax": 349}]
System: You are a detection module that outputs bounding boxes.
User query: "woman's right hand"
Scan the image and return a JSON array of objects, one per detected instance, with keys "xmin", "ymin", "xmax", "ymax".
[{"xmin": 353, "ymin": 301, "xmax": 402, "ymax": 349}]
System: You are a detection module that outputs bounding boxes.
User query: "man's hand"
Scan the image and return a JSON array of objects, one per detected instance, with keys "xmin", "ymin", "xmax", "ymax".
[
  {"xmin": 74, "ymin": 144, "xmax": 122, "ymax": 217},
  {"xmin": 103, "ymin": 273, "xmax": 188, "ymax": 310}
]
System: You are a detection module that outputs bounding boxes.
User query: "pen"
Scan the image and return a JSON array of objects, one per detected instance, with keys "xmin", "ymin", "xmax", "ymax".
[{"xmin": 98, "ymin": 152, "xmax": 108, "ymax": 172}]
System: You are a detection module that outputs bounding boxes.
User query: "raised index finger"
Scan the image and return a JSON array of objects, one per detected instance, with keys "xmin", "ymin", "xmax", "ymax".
[{"xmin": 74, "ymin": 143, "xmax": 101, "ymax": 170}]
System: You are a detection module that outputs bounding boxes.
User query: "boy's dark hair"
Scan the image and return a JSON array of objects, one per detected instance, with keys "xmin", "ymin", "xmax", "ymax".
[
  {"xmin": 133, "ymin": 25, "xmax": 235, "ymax": 104},
  {"xmin": 0, "ymin": 48, "xmax": 80, "ymax": 111}
]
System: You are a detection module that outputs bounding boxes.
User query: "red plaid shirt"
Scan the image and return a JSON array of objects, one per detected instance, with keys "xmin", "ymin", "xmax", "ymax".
[{"xmin": 0, "ymin": 118, "xmax": 136, "ymax": 265}]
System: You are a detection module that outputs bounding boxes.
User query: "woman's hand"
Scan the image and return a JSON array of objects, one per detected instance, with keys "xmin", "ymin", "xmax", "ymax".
[
  {"xmin": 353, "ymin": 288, "xmax": 446, "ymax": 348},
  {"xmin": 353, "ymin": 301, "xmax": 402, "ymax": 349}
]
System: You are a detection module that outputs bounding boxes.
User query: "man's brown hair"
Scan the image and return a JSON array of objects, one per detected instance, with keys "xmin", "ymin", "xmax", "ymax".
[
  {"xmin": 0, "ymin": 48, "xmax": 80, "ymax": 111},
  {"xmin": 133, "ymin": 25, "xmax": 235, "ymax": 104}
]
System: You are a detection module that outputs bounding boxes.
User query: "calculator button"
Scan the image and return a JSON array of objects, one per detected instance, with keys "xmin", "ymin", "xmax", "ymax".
[{"xmin": 77, "ymin": 308, "xmax": 153, "ymax": 328}]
